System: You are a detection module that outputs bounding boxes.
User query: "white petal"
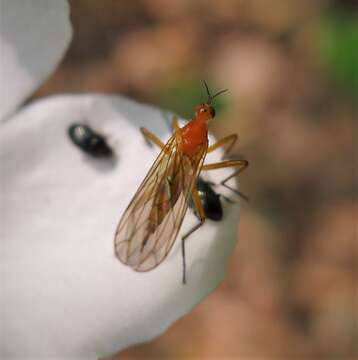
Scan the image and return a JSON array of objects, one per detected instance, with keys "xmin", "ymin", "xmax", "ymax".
[
  {"xmin": 0, "ymin": 0, "xmax": 72, "ymax": 121},
  {"xmin": 0, "ymin": 94, "xmax": 241, "ymax": 358}
]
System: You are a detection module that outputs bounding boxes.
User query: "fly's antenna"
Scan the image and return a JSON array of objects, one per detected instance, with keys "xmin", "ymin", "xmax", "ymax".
[{"xmin": 203, "ymin": 80, "xmax": 228, "ymax": 104}]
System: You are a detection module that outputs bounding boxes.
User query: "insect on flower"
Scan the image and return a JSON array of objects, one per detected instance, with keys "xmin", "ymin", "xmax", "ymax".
[
  {"xmin": 114, "ymin": 82, "xmax": 248, "ymax": 284},
  {"xmin": 68, "ymin": 123, "xmax": 114, "ymax": 158}
]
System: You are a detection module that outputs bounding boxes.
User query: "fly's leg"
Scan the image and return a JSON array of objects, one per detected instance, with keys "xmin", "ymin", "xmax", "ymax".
[
  {"xmin": 214, "ymin": 178, "xmax": 249, "ymax": 202},
  {"xmin": 140, "ymin": 127, "xmax": 165, "ymax": 149},
  {"xmin": 140, "ymin": 115, "xmax": 180, "ymax": 150},
  {"xmin": 207, "ymin": 134, "xmax": 238, "ymax": 158},
  {"xmin": 181, "ymin": 187, "xmax": 206, "ymax": 284},
  {"xmin": 162, "ymin": 112, "xmax": 181, "ymax": 133},
  {"xmin": 205, "ymin": 179, "xmax": 248, "ymax": 203},
  {"xmin": 161, "ymin": 112, "xmax": 180, "ymax": 131},
  {"xmin": 220, "ymin": 193, "xmax": 236, "ymax": 204},
  {"xmin": 220, "ymin": 187, "xmax": 249, "ymax": 202},
  {"xmin": 202, "ymin": 160, "xmax": 249, "ymax": 197},
  {"xmin": 172, "ymin": 116, "xmax": 180, "ymax": 132}
]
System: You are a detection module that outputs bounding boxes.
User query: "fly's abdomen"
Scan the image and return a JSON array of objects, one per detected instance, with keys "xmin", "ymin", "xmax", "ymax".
[{"xmin": 147, "ymin": 173, "xmax": 183, "ymax": 233}]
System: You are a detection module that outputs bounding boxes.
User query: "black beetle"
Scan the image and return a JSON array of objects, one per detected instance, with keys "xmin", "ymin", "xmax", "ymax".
[
  {"xmin": 192, "ymin": 178, "xmax": 224, "ymax": 221},
  {"xmin": 68, "ymin": 123, "xmax": 113, "ymax": 158}
]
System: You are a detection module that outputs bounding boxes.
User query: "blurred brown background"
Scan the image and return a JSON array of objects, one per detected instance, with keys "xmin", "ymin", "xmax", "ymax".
[{"xmin": 35, "ymin": 0, "xmax": 357, "ymax": 358}]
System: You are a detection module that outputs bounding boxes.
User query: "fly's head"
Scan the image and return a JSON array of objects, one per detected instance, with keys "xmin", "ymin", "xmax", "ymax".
[
  {"xmin": 195, "ymin": 103, "xmax": 216, "ymax": 122},
  {"xmin": 195, "ymin": 81, "xmax": 228, "ymax": 123}
]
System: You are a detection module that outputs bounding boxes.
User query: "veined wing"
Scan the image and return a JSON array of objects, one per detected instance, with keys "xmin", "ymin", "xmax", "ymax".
[{"xmin": 114, "ymin": 134, "xmax": 207, "ymax": 271}]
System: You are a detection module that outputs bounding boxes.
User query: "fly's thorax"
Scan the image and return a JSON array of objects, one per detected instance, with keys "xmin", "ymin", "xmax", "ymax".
[{"xmin": 177, "ymin": 119, "xmax": 208, "ymax": 156}]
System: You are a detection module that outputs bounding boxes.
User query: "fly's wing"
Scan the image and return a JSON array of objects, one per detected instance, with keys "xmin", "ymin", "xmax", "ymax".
[{"xmin": 114, "ymin": 135, "xmax": 207, "ymax": 271}]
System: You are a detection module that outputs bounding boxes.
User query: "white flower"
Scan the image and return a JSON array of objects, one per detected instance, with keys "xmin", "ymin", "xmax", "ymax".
[
  {"xmin": 0, "ymin": 1, "xmax": 242, "ymax": 358},
  {"xmin": 0, "ymin": 0, "xmax": 72, "ymax": 121}
]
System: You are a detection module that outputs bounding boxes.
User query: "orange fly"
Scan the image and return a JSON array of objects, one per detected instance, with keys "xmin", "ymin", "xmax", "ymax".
[{"xmin": 114, "ymin": 82, "xmax": 248, "ymax": 284}]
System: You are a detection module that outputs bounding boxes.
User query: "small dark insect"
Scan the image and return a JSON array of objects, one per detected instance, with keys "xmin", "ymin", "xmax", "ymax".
[
  {"xmin": 192, "ymin": 178, "xmax": 224, "ymax": 221},
  {"xmin": 68, "ymin": 123, "xmax": 113, "ymax": 158}
]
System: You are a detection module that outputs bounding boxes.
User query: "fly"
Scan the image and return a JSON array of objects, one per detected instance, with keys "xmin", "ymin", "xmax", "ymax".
[{"xmin": 114, "ymin": 82, "xmax": 248, "ymax": 284}]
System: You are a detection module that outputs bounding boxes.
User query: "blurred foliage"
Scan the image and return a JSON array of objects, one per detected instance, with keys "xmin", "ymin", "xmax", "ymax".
[{"xmin": 318, "ymin": 10, "xmax": 358, "ymax": 98}]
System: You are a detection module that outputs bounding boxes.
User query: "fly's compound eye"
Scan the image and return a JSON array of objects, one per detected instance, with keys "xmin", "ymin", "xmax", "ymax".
[{"xmin": 209, "ymin": 107, "xmax": 215, "ymax": 118}]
